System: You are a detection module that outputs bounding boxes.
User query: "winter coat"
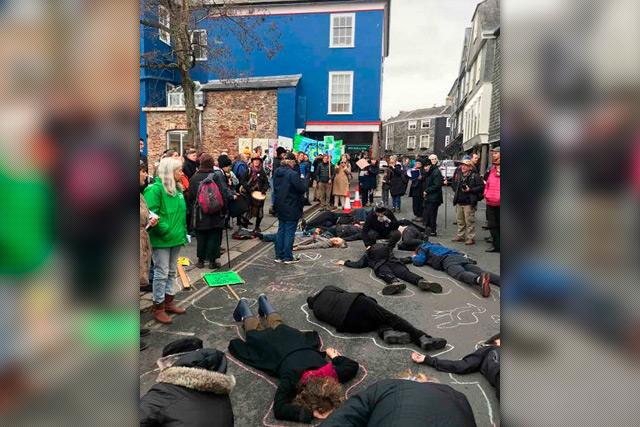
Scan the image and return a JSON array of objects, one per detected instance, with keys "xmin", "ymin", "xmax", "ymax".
[
  {"xmin": 228, "ymin": 326, "xmax": 359, "ymax": 423},
  {"xmin": 187, "ymin": 169, "xmax": 226, "ymax": 230},
  {"xmin": 140, "ymin": 194, "xmax": 152, "ymax": 286},
  {"xmin": 401, "ymin": 224, "xmax": 425, "ymax": 243},
  {"xmin": 321, "ymin": 379, "xmax": 477, "ymax": 427},
  {"xmin": 423, "ymin": 165, "xmax": 444, "ymax": 205},
  {"xmin": 382, "ymin": 172, "xmax": 391, "ymax": 190},
  {"xmin": 362, "ymin": 208, "xmax": 399, "ymax": 236},
  {"xmin": 140, "ymin": 350, "xmax": 235, "ymax": 427},
  {"xmin": 307, "ymin": 285, "xmax": 366, "ymax": 331},
  {"xmin": 241, "ymin": 165, "xmax": 270, "ymax": 207},
  {"xmin": 143, "ymin": 177, "xmax": 187, "ymax": 248},
  {"xmin": 274, "ymin": 165, "xmax": 307, "ymax": 221},
  {"xmin": 332, "ymin": 163, "xmax": 352, "ymax": 196},
  {"xmin": 316, "ymin": 162, "xmax": 333, "ymax": 183},
  {"xmin": 182, "ymin": 158, "xmax": 197, "ymax": 180},
  {"xmin": 453, "ymin": 171, "xmax": 484, "ymax": 206},
  {"xmin": 232, "ymin": 161, "xmax": 248, "ymax": 181},
  {"xmin": 295, "ymin": 235, "xmax": 336, "ymax": 251},
  {"xmin": 408, "ymin": 168, "xmax": 425, "ymax": 197},
  {"xmin": 360, "ymin": 164, "xmax": 379, "ymax": 190},
  {"xmin": 311, "ymin": 157, "xmax": 324, "ymax": 181},
  {"xmin": 484, "ymin": 166, "xmax": 500, "ymax": 207},
  {"xmin": 344, "ymin": 244, "xmax": 412, "ymax": 278},
  {"xmin": 389, "ymin": 165, "xmax": 407, "ymax": 196},
  {"xmin": 412, "ymin": 242, "xmax": 463, "ymax": 271},
  {"xmin": 299, "ymin": 160, "xmax": 311, "ymax": 181}
]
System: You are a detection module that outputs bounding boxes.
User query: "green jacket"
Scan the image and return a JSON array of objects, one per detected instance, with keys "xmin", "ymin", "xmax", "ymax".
[{"xmin": 143, "ymin": 177, "xmax": 187, "ymax": 248}]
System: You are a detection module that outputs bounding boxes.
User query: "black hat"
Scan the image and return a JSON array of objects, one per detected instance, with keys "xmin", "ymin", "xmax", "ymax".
[
  {"xmin": 284, "ymin": 153, "xmax": 296, "ymax": 160},
  {"xmin": 276, "ymin": 147, "xmax": 286, "ymax": 156},
  {"xmin": 217, "ymin": 154, "xmax": 232, "ymax": 168},
  {"xmin": 162, "ymin": 337, "xmax": 203, "ymax": 357}
]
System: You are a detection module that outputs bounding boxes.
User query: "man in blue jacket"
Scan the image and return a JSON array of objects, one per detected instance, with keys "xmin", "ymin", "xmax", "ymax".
[{"xmin": 273, "ymin": 153, "xmax": 308, "ymax": 264}]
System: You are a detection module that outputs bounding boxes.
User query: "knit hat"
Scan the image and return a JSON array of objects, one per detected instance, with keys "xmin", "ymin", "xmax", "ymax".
[
  {"xmin": 218, "ymin": 154, "xmax": 232, "ymax": 168},
  {"xmin": 491, "ymin": 146, "xmax": 500, "ymax": 152},
  {"xmin": 284, "ymin": 153, "xmax": 296, "ymax": 161},
  {"xmin": 242, "ymin": 148, "xmax": 251, "ymax": 155}
]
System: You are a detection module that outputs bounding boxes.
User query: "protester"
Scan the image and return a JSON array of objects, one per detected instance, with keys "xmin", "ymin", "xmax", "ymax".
[
  {"xmin": 308, "ymin": 286, "xmax": 446, "ymax": 350},
  {"xmin": 320, "ymin": 377, "xmax": 477, "ymax": 427},
  {"xmin": 293, "ymin": 234, "xmax": 347, "ymax": 251},
  {"xmin": 484, "ymin": 147, "xmax": 500, "ymax": 252},
  {"xmin": 422, "ymin": 154, "xmax": 444, "ymax": 236},
  {"xmin": 412, "ymin": 333, "xmax": 500, "ymax": 399},
  {"xmin": 388, "ymin": 156, "xmax": 406, "ymax": 212},
  {"xmin": 274, "ymin": 153, "xmax": 307, "ymax": 264},
  {"xmin": 412, "ymin": 241, "xmax": 498, "ymax": 297},
  {"xmin": 311, "ymin": 153, "xmax": 324, "ymax": 202},
  {"xmin": 140, "ymin": 138, "xmax": 148, "ymax": 166},
  {"xmin": 228, "ymin": 295, "xmax": 359, "ymax": 423},
  {"xmin": 332, "ymin": 156, "xmax": 352, "ymax": 210},
  {"xmin": 452, "ymin": 158, "xmax": 484, "ymax": 245},
  {"xmin": 182, "ymin": 148, "xmax": 198, "ymax": 179},
  {"xmin": 269, "ymin": 147, "xmax": 286, "ymax": 215},
  {"xmin": 409, "ymin": 158, "xmax": 425, "ymax": 221},
  {"xmin": 312, "ymin": 224, "xmax": 363, "ymax": 242},
  {"xmin": 143, "ymin": 157, "xmax": 188, "ymax": 324},
  {"xmin": 232, "ymin": 151, "xmax": 249, "ymax": 187},
  {"xmin": 315, "ymin": 154, "xmax": 334, "ymax": 210},
  {"xmin": 361, "ymin": 201, "xmax": 400, "ymax": 249},
  {"xmin": 140, "ymin": 341, "xmax": 235, "ymax": 426},
  {"xmin": 360, "ymin": 158, "xmax": 379, "ymax": 207},
  {"xmin": 339, "ymin": 243, "xmax": 442, "ymax": 295},
  {"xmin": 300, "ymin": 208, "xmax": 370, "ymax": 231},
  {"xmin": 396, "ymin": 224, "xmax": 430, "ymax": 251},
  {"xmin": 381, "ymin": 167, "xmax": 391, "ymax": 207},
  {"xmin": 298, "ymin": 152, "xmax": 312, "ymax": 205},
  {"xmin": 240, "ymin": 155, "xmax": 270, "ymax": 233},
  {"xmin": 471, "ymin": 152, "xmax": 480, "ymax": 174}
]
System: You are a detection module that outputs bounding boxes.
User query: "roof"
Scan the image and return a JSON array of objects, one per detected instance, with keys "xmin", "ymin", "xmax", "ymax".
[
  {"xmin": 200, "ymin": 74, "xmax": 302, "ymax": 91},
  {"xmin": 384, "ymin": 106, "xmax": 448, "ymax": 124}
]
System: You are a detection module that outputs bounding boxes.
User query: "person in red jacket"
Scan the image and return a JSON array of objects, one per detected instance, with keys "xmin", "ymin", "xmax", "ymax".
[{"xmin": 484, "ymin": 147, "xmax": 500, "ymax": 252}]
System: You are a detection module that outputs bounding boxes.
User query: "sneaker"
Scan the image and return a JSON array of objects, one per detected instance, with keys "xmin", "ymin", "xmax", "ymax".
[
  {"xmin": 477, "ymin": 272, "xmax": 491, "ymax": 298},
  {"xmin": 382, "ymin": 283, "xmax": 406, "ymax": 295},
  {"xmin": 430, "ymin": 231, "xmax": 437, "ymax": 237},
  {"xmin": 382, "ymin": 330, "xmax": 412, "ymax": 345},
  {"xmin": 452, "ymin": 236, "xmax": 465, "ymax": 242},
  {"xmin": 284, "ymin": 257, "xmax": 301, "ymax": 264},
  {"xmin": 417, "ymin": 279, "xmax": 442, "ymax": 294},
  {"xmin": 419, "ymin": 336, "xmax": 447, "ymax": 351},
  {"xmin": 274, "ymin": 259, "xmax": 284, "ymax": 263},
  {"xmin": 485, "ymin": 246, "xmax": 500, "ymax": 253}
]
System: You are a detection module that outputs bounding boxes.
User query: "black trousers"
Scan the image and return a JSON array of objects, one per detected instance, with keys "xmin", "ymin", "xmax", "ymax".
[
  {"xmin": 195, "ymin": 229, "xmax": 223, "ymax": 261},
  {"xmin": 341, "ymin": 296, "xmax": 429, "ymax": 343},
  {"xmin": 363, "ymin": 229, "xmax": 401, "ymax": 248},
  {"xmin": 443, "ymin": 255, "xmax": 501, "ymax": 286},
  {"xmin": 486, "ymin": 205, "xmax": 500, "ymax": 250},
  {"xmin": 362, "ymin": 188, "xmax": 374, "ymax": 204},
  {"xmin": 306, "ymin": 211, "xmax": 343, "ymax": 228},
  {"xmin": 320, "ymin": 226, "xmax": 363, "ymax": 242},
  {"xmin": 376, "ymin": 259, "xmax": 422, "ymax": 285},
  {"xmin": 412, "ymin": 192, "xmax": 424, "ymax": 218},
  {"xmin": 423, "ymin": 202, "xmax": 439, "ymax": 233}
]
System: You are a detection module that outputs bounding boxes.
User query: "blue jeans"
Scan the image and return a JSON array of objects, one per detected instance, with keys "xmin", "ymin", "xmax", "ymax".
[
  {"xmin": 392, "ymin": 195, "xmax": 402, "ymax": 209},
  {"xmin": 151, "ymin": 246, "xmax": 182, "ymax": 304},
  {"xmin": 263, "ymin": 231, "xmax": 306, "ymax": 242},
  {"xmin": 275, "ymin": 220, "xmax": 298, "ymax": 261}
]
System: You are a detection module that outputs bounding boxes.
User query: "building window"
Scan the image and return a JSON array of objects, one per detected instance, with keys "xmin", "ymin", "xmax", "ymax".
[
  {"xmin": 328, "ymin": 71, "xmax": 353, "ymax": 114},
  {"xmin": 330, "ymin": 13, "xmax": 355, "ymax": 48},
  {"xmin": 446, "ymin": 117, "xmax": 451, "ymax": 128},
  {"xmin": 167, "ymin": 130, "xmax": 188, "ymax": 154},
  {"xmin": 191, "ymin": 30, "xmax": 208, "ymax": 61},
  {"xmin": 472, "ymin": 17, "xmax": 478, "ymax": 40},
  {"xmin": 159, "ymin": 5, "xmax": 170, "ymax": 45},
  {"xmin": 167, "ymin": 82, "xmax": 204, "ymax": 107},
  {"xmin": 421, "ymin": 119, "xmax": 430, "ymax": 129},
  {"xmin": 475, "ymin": 48, "xmax": 482, "ymax": 83},
  {"xmin": 408, "ymin": 120, "xmax": 417, "ymax": 130},
  {"xmin": 419, "ymin": 135, "xmax": 430, "ymax": 149},
  {"xmin": 407, "ymin": 136, "xmax": 416, "ymax": 149},
  {"xmin": 445, "ymin": 135, "xmax": 450, "ymax": 146}
]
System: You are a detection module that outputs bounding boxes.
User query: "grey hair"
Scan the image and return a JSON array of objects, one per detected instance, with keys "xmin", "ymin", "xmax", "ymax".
[
  {"xmin": 429, "ymin": 154, "xmax": 438, "ymax": 162},
  {"xmin": 389, "ymin": 155, "xmax": 397, "ymax": 162},
  {"xmin": 156, "ymin": 157, "xmax": 184, "ymax": 196}
]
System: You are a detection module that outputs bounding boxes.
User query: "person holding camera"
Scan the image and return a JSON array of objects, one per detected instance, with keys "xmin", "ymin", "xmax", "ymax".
[{"xmin": 452, "ymin": 158, "xmax": 484, "ymax": 245}]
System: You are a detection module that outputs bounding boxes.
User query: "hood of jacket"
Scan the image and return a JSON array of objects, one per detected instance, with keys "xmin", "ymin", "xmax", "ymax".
[{"xmin": 157, "ymin": 366, "xmax": 236, "ymax": 394}]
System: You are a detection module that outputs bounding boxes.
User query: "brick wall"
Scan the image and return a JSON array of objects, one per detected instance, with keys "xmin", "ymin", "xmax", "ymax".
[{"xmin": 146, "ymin": 111, "xmax": 189, "ymax": 171}]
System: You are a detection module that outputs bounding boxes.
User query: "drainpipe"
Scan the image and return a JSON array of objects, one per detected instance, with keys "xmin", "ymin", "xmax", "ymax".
[{"xmin": 198, "ymin": 109, "xmax": 203, "ymax": 150}]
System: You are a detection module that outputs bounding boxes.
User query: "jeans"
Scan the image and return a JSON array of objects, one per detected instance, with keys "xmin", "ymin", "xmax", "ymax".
[
  {"xmin": 392, "ymin": 195, "xmax": 402, "ymax": 209},
  {"xmin": 275, "ymin": 220, "xmax": 298, "ymax": 261},
  {"xmin": 195, "ymin": 229, "xmax": 222, "ymax": 261},
  {"xmin": 151, "ymin": 246, "xmax": 182, "ymax": 303},
  {"xmin": 442, "ymin": 255, "xmax": 501, "ymax": 286}
]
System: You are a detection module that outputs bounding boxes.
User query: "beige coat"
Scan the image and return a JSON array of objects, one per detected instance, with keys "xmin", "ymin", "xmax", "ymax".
[
  {"xmin": 332, "ymin": 163, "xmax": 352, "ymax": 196},
  {"xmin": 140, "ymin": 194, "xmax": 152, "ymax": 286}
]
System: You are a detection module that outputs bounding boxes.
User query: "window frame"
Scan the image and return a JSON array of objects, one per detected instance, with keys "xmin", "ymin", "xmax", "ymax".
[
  {"xmin": 445, "ymin": 135, "xmax": 451, "ymax": 146},
  {"xmin": 190, "ymin": 29, "xmax": 208, "ymax": 61},
  {"xmin": 421, "ymin": 119, "xmax": 430, "ymax": 129},
  {"xmin": 167, "ymin": 82, "xmax": 205, "ymax": 107},
  {"xmin": 159, "ymin": 5, "xmax": 171, "ymax": 45},
  {"xmin": 446, "ymin": 117, "xmax": 451, "ymax": 128},
  {"xmin": 419, "ymin": 134, "xmax": 430, "ymax": 149},
  {"xmin": 329, "ymin": 13, "xmax": 355, "ymax": 48},
  {"xmin": 407, "ymin": 135, "xmax": 416, "ymax": 150},
  {"xmin": 328, "ymin": 71, "xmax": 354, "ymax": 115},
  {"xmin": 167, "ymin": 130, "xmax": 188, "ymax": 154},
  {"xmin": 408, "ymin": 120, "xmax": 417, "ymax": 130}
]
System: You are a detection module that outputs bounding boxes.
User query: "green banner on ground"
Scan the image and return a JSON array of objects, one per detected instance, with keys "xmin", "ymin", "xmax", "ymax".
[{"xmin": 203, "ymin": 271, "xmax": 245, "ymax": 287}]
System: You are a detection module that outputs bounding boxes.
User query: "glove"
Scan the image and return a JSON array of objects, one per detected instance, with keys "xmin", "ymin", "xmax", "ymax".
[{"xmin": 378, "ymin": 215, "xmax": 391, "ymax": 224}]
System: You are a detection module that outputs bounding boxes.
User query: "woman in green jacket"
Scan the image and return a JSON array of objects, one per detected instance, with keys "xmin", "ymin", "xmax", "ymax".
[{"xmin": 143, "ymin": 157, "xmax": 188, "ymax": 324}]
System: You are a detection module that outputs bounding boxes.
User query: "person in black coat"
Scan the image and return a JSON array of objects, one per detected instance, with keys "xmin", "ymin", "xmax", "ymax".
[
  {"xmin": 312, "ymin": 224, "xmax": 363, "ymax": 242},
  {"xmin": 320, "ymin": 378, "xmax": 478, "ymax": 427},
  {"xmin": 240, "ymin": 155, "xmax": 270, "ymax": 233},
  {"xmin": 361, "ymin": 201, "xmax": 401, "ymax": 249},
  {"xmin": 396, "ymin": 223, "xmax": 431, "ymax": 251},
  {"xmin": 188, "ymin": 154, "xmax": 231, "ymax": 269},
  {"xmin": 421, "ymin": 155, "xmax": 444, "ymax": 236},
  {"xmin": 338, "ymin": 243, "xmax": 442, "ymax": 295},
  {"xmin": 229, "ymin": 295, "xmax": 360, "ymax": 423},
  {"xmin": 140, "ymin": 346, "xmax": 235, "ymax": 427},
  {"xmin": 388, "ymin": 157, "xmax": 407, "ymax": 212},
  {"xmin": 360, "ymin": 159, "xmax": 379, "ymax": 207},
  {"xmin": 307, "ymin": 285, "xmax": 446, "ymax": 351},
  {"xmin": 408, "ymin": 158, "xmax": 425, "ymax": 221},
  {"xmin": 452, "ymin": 159, "xmax": 485, "ymax": 245},
  {"xmin": 412, "ymin": 333, "xmax": 500, "ymax": 399}
]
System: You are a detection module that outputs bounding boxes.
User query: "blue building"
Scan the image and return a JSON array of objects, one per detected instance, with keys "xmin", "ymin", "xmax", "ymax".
[{"xmin": 140, "ymin": 0, "xmax": 391, "ymax": 161}]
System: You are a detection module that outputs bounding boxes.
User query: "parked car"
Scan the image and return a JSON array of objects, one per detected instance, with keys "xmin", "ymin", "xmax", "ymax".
[{"xmin": 439, "ymin": 159, "xmax": 457, "ymax": 184}]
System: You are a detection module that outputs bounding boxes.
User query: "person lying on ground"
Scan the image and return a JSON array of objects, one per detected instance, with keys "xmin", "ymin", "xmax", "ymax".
[
  {"xmin": 361, "ymin": 201, "xmax": 401, "ymax": 249},
  {"xmin": 337, "ymin": 243, "xmax": 442, "ymax": 295},
  {"xmin": 313, "ymin": 224, "xmax": 363, "ymax": 242},
  {"xmin": 411, "ymin": 333, "xmax": 500, "ymax": 399},
  {"xmin": 301, "ymin": 208, "xmax": 372, "ymax": 231},
  {"xmin": 412, "ymin": 241, "xmax": 499, "ymax": 298},
  {"xmin": 320, "ymin": 371, "xmax": 477, "ymax": 427},
  {"xmin": 308, "ymin": 285, "xmax": 446, "ymax": 351},
  {"xmin": 140, "ymin": 338, "xmax": 235, "ymax": 427},
  {"xmin": 228, "ymin": 295, "xmax": 359, "ymax": 423},
  {"xmin": 259, "ymin": 230, "xmax": 310, "ymax": 242},
  {"xmin": 396, "ymin": 224, "xmax": 431, "ymax": 251},
  {"xmin": 293, "ymin": 235, "xmax": 347, "ymax": 251}
]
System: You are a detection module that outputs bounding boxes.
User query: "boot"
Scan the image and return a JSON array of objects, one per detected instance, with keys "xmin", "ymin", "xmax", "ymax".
[
  {"xmin": 417, "ymin": 279, "xmax": 442, "ymax": 293},
  {"xmin": 164, "ymin": 294, "xmax": 186, "ymax": 314},
  {"xmin": 382, "ymin": 330, "xmax": 411, "ymax": 345},
  {"xmin": 419, "ymin": 335, "xmax": 447, "ymax": 351},
  {"xmin": 196, "ymin": 259, "xmax": 205, "ymax": 269},
  {"xmin": 233, "ymin": 298, "xmax": 254, "ymax": 322},
  {"xmin": 209, "ymin": 260, "xmax": 222, "ymax": 269},
  {"xmin": 152, "ymin": 302, "xmax": 173, "ymax": 324},
  {"xmin": 258, "ymin": 294, "xmax": 276, "ymax": 317}
]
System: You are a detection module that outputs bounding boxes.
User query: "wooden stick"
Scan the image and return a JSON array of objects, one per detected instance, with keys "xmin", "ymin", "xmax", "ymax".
[
  {"xmin": 226, "ymin": 284, "xmax": 240, "ymax": 301},
  {"xmin": 177, "ymin": 264, "xmax": 191, "ymax": 289}
]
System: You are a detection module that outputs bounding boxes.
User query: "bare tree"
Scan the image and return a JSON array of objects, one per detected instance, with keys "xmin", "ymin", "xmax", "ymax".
[{"xmin": 140, "ymin": 0, "xmax": 282, "ymax": 151}]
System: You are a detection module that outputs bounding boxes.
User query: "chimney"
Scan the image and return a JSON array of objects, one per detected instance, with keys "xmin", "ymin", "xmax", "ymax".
[{"xmin": 446, "ymin": 96, "xmax": 453, "ymax": 106}]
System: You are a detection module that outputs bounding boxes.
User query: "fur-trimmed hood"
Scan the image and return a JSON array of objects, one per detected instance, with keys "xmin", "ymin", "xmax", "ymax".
[{"xmin": 158, "ymin": 366, "xmax": 236, "ymax": 394}]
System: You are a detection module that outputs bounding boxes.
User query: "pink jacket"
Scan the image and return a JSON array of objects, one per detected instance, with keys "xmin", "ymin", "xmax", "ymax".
[{"xmin": 484, "ymin": 167, "xmax": 500, "ymax": 206}]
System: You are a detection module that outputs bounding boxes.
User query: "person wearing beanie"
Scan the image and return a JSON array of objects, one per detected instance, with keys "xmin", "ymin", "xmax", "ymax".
[
  {"xmin": 409, "ymin": 158, "xmax": 425, "ymax": 221},
  {"xmin": 422, "ymin": 156, "xmax": 444, "ymax": 236},
  {"xmin": 240, "ymin": 154, "xmax": 270, "ymax": 233},
  {"xmin": 361, "ymin": 201, "xmax": 400, "ymax": 249}
]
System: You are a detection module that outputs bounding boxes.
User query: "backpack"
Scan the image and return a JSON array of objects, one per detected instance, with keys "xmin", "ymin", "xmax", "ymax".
[{"xmin": 196, "ymin": 173, "xmax": 224, "ymax": 215}]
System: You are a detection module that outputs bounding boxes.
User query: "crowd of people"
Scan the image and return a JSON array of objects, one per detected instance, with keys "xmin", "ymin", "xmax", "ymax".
[{"xmin": 139, "ymin": 140, "xmax": 501, "ymax": 425}]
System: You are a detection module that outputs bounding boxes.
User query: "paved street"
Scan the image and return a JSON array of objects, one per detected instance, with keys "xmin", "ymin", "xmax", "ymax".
[{"xmin": 141, "ymin": 183, "xmax": 500, "ymax": 427}]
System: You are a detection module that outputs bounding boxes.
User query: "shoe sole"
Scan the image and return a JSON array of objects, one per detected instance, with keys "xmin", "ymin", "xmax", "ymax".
[
  {"xmin": 428, "ymin": 282, "xmax": 443, "ymax": 293},
  {"xmin": 382, "ymin": 283, "xmax": 406, "ymax": 295},
  {"xmin": 284, "ymin": 260, "xmax": 300, "ymax": 264},
  {"xmin": 479, "ymin": 273, "xmax": 491, "ymax": 297},
  {"xmin": 274, "ymin": 259, "xmax": 284, "ymax": 263},
  {"xmin": 422, "ymin": 339, "xmax": 447, "ymax": 351}
]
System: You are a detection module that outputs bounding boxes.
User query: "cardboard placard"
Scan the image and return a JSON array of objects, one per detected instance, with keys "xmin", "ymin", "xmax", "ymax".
[
  {"xmin": 203, "ymin": 271, "xmax": 245, "ymax": 287},
  {"xmin": 356, "ymin": 158, "xmax": 370, "ymax": 170}
]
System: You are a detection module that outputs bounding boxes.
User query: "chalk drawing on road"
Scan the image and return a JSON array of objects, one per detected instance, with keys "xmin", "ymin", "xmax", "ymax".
[
  {"xmin": 448, "ymin": 373, "xmax": 497, "ymax": 426},
  {"xmin": 409, "ymin": 265, "xmax": 486, "ymax": 301},
  {"xmin": 432, "ymin": 303, "xmax": 487, "ymax": 329},
  {"xmin": 298, "ymin": 252, "xmax": 322, "ymax": 261},
  {"xmin": 492, "ymin": 314, "xmax": 500, "ymax": 324}
]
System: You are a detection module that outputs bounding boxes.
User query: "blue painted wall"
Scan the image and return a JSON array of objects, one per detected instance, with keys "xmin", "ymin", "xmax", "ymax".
[{"xmin": 277, "ymin": 87, "xmax": 297, "ymax": 139}]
